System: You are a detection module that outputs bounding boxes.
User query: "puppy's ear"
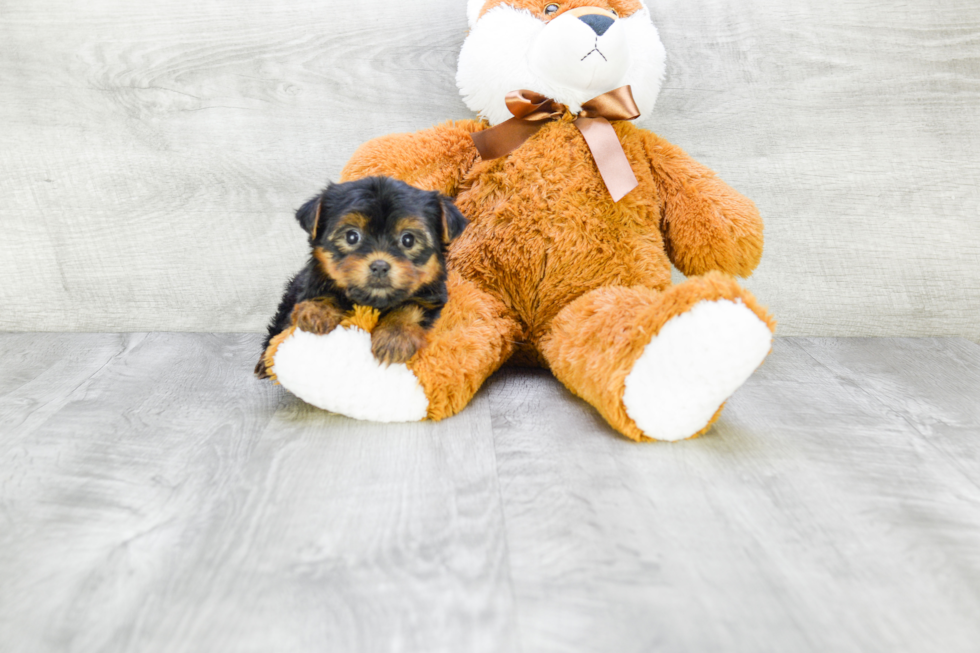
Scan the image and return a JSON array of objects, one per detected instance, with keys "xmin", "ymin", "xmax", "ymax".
[
  {"xmin": 295, "ymin": 185, "xmax": 332, "ymax": 240},
  {"xmin": 437, "ymin": 195, "xmax": 468, "ymax": 244}
]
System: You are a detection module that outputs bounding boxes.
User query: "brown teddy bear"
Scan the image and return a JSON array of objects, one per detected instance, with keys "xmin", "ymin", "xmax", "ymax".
[{"xmin": 263, "ymin": 0, "xmax": 775, "ymax": 441}]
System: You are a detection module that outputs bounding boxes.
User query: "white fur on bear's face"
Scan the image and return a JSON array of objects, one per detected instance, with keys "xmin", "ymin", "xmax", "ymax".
[
  {"xmin": 457, "ymin": 3, "xmax": 666, "ymax": 126},
  {"xmin": 527, "ymin": 11, "xmax": 630, "ymax": 96},
  {"xmin": 465, "ymin": 0, "xmax": 651, "ymax": 29}
]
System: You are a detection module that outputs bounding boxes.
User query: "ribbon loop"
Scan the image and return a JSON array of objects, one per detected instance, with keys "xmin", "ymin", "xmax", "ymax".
[
  {"xmin": 578, "ymin": 86, "xmax": 640, "ymax": 121},
  {"xmin": 505, "ymin": 90, "xmax": 565, "ymax": 121},
  {"xmin": 470, "ymin": 85, "xmax": 640, "ymax": 202}
]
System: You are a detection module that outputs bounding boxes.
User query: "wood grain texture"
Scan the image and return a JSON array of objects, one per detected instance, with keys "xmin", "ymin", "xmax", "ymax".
[
  {"xmin": 0, "ymin": 0, "xmax": 473, "ymax": 333},
  {"xmin": 0, "ymin": 333, "xmax": 518, "ymax": 653},
  {"xmin": 794, "ymin": 337, "xmax": 980, "ymax": 480},
  {"xmin": 2, "ymin": 334, "xmax": 980, "ymax": 652},
  {"xmin": 654, "ymin": 0, "xmax": 980, "ymax": 341},
  {"xmin": 486, "ymin": 338, "xmax": 980, "ymax": 653},
  {"xmin": 0, "ymin": 0, "xmax": 978, "ymax": 338}
]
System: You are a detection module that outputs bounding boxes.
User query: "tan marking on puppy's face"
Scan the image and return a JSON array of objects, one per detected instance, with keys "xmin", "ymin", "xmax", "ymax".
[
  {"xmin": 328, "ymin": 213, "xmax": 369, "ymax": 254},
  {"xmin": 388, "ymin": 257, "xmax": 423, "ymax": 293},
  {"xmin": 316, "ymin": 203, "xmax": 446, "ymax": 308},
  {"xmin": 317, "ymin": 246, "xmax": 372, "ymax": 289},
  {"xmin": 336, "ymin": 213, "xmax": 369, "ymax": 230},
  {"xmin": 367, "ymin": 253, "xmax": 444, "ymax": 305},
  {"xmin": 389, "ymin": 254, "xmax": 444, "ymax": 297},
  {"xmin": 314, "ymin": 247, "xmax": 358, "ymax": 289},
  {"xmin": 416, "ymin": 254, "xmax": 443, "ymax": 288},
  {"xmin": 318, "ymin": 245, "xmax": 434, "ymax": 307},
  {"xmin": 395, "ymin": 216, "xmax": 427, "ymax": 234},
  {"xmin": 313, "ymin": 247, "xmax": 384, "ymax": 289},
  {"xmin": 367, "ymin": 253, "xmax": 403, "ymax": 289},
  {"xmin": 395, "ymin": 217, "xmax": 434, "ymax": 252}
]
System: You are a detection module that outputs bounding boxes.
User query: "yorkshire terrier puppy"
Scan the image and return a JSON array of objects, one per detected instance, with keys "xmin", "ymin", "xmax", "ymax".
[{"xmin": 255, "ymin": 176, "xmax": 468, "ymax": 378}]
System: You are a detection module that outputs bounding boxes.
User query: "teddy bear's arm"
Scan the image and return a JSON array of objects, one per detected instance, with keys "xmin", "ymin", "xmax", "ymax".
[
  {"xmin": 639, "ymin": 130, "xmax": 764, "ymax": 278},
  {"xmin": 340, "ymin": 120, "xmax": 486, "ymax": 197}
]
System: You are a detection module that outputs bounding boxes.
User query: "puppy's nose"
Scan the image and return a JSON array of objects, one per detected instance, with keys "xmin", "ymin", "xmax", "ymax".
[
  {"xmin": 579, "ymin": 14, "xmax": 614, "ymax": 36},
  {"xmin": 369, "ymin": 260, "xmax": 391, "ymax": 275}
]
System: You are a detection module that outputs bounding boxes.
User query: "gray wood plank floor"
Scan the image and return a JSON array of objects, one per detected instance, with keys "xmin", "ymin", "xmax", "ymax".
[{"xmin": 1, "ymin": 334, "xmax": 979, "ymax": 653}]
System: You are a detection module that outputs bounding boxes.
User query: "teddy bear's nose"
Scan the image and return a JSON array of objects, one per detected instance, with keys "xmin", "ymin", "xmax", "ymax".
[{"xmin": 578, "ymin": 13, "xmax": 614, "ymax": 36}]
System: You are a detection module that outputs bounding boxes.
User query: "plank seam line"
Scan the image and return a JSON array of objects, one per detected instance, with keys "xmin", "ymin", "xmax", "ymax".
[{"xmin": 485, "ymin": 389, "xmax": 529, "ymax": 653}]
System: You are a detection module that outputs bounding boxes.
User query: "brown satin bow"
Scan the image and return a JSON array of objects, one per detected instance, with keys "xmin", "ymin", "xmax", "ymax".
[{"xmin": 470, "ymin": 85, "xmax": 641, "ymax": 202}]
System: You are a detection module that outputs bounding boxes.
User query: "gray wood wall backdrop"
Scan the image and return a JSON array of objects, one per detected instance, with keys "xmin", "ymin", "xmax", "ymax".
[{"xmin": 1, "ymin": 0, "xmax": 978, "ymax": 338}]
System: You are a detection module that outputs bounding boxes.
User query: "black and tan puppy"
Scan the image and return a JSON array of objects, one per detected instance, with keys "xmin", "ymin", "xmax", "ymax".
[{"xmin": 256, "ymin": 176, "xmax": 468, "ymax": 377}]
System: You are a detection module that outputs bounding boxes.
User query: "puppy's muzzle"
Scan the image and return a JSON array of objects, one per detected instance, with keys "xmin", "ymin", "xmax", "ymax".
[{"xmin": 368, "ymin": 258, "xmax": 392, "ymax": 288}]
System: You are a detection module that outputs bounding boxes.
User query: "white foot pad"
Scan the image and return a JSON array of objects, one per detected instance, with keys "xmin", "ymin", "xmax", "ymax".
[
  {"xmin": 622, "ymin": 299, "xmax": 772, "ymax": 441},
  {"xmin": 271, "ymin": 327, "xmax": 429, "ymax": 423}
]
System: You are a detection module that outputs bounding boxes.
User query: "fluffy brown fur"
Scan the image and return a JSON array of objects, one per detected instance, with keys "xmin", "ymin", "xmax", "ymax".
[
  {"xmin": 539, "ymin": 272, "xmax": 775, "ymax": 441},
  {"xmin": 338, "ymin": 112, "xmax": 772, "ymax": 439},
  {"xmin": 408, "ymin": 273, "xmax": 523, "ymax": 420}
]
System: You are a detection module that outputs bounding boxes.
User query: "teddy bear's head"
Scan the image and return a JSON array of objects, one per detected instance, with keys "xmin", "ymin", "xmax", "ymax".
[{"xmin": 458, "ymin": 0, "xmax": 666, "ymax": 125}]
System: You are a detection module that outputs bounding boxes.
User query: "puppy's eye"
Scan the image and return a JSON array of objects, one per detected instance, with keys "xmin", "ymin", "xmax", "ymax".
[
  {"xmin": 400, "ymin": 233, "xmax": 415, "ymax": 249},
  {"xmin": 609, "ymin": 8, "xmax": 618, "ymax": 17},
  {"xmin": 345, "ymin": 230, "xmax": 360, "ymax": 246},
  {"xmin": 544, "ymin": 3, "xmax": 559, "ymax": 16}
]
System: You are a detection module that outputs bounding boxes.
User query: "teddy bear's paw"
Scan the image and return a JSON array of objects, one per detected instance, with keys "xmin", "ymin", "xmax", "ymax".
[
  {"xmin": 271, "ymin": 326, "xmax": 429, "ymax": 422},
  {"xmin": 622, "ymin": 299, "xmax": 772, "ymax": 441}
]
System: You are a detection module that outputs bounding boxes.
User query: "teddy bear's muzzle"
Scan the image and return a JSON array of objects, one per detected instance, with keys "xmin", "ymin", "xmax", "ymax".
[
  {"xmin": 577, "ymin": 13, "xmax": 614, "ymax": 36},
  {"xmin": 527, "ymin": 10, "xmax": 629, "ymax": 94}
]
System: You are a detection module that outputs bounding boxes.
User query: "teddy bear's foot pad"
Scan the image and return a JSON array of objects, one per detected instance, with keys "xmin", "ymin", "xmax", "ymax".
[
  {"xmin": 272, "ymin": 327, "xmax": 429, "ymax": 422},
  {"xmin": 622, "ymin": 299, "xmax": 772, "ymax": 441}
]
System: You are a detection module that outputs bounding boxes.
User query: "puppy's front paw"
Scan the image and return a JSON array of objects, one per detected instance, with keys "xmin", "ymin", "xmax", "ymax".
[
  {"xmin": 371, "ymin": 326, "xmax": 427, "ymax": 366},
  {"xmin": 291, "ymin": 299, "xmax": 343, "ymax": 335},
  {"xmin": 254, "ymin": 356, "xmax": 271, "ymax": 379}
]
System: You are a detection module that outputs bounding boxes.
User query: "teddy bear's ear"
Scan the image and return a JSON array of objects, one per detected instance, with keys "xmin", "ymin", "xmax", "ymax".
[
  {"xmin": 438, "ymin": 194, "xmax": 469, "ymax": 243},
  {"xmin": 295, "ymin": 185, "xmax": 332, "ymax": 240}
]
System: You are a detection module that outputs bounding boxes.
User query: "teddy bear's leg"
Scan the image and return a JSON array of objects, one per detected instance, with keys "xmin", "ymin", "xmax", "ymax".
[
  {"xmin": 538, "ymin": 272, "xmax": 775, "ymax": 441},
  {"xmin": 268, "ymin": 273, "xmax": 520, "ymax": 423},
  {"xmin": 410, "ymin": 273, "xmax": 523, "ymax": 421}
]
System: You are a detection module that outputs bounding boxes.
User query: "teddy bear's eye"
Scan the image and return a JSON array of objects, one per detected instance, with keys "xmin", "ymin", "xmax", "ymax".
[
  {"xmin": 345, "ymin": 230, "xmax": 360, "ymax": 246},
  {"xmin": 400, "ymin": 233, "xmax": 416, "ymax": 249},
  {"xmin": 544, "ymin": 3, "xmax": 560, "ymax": 15}
]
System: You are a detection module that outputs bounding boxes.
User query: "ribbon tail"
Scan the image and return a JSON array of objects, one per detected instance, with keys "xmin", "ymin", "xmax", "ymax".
[
  {"xmin": 471, "ymin": 117, "xmax": 548, "ymax": 160},
  {"xmin": 574, "ymin": 117, "xmax": 638, "ymax": 202}
]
